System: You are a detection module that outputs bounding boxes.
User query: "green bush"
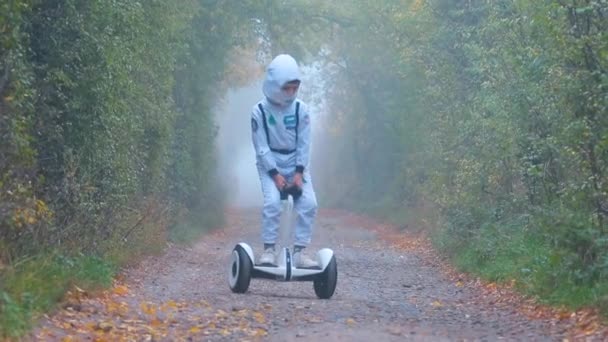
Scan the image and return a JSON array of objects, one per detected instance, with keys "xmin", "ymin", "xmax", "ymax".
[
  {"xmin": 0, "ymin": 254, "xmax": 114, "ymax": 338},
  {"xmin": 0, "ymin": 0, "xmax": 251, "ymax": 337},
  {"xmin": 315, "ymin": 0, "xmax": 608, "ymax": 313}
]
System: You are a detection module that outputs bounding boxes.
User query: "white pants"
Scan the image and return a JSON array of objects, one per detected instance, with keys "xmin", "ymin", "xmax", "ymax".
[{"xmin": 258, "ymin": 166, "xmax": 318, "ymax": 246}]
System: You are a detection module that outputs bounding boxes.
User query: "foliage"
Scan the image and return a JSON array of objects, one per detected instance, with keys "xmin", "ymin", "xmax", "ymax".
[
  {"xmin": 0, "ymin": 0, "xmax": 257, "ymax": 336},
  {"xmin": 0, "ymin": 0, "xmax": 246, "ymax": 258},
  {"xmin": 0, "ymin": 253, "xmax": 114, "ymax": 337},
  {"xmin": 309, "ymin": 0, "xmax": 608, "ymax": 311},
  {"xmin": 2, "ymin": 0, "xmax": 608, "ymax": 334}
]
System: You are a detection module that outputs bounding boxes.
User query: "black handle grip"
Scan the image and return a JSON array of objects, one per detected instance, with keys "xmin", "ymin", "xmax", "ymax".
[{"xmin": 280, "ymin": 184, "xmax": 302, "ymax": 201}]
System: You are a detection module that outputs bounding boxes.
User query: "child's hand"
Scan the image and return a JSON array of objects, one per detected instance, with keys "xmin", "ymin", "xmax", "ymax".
[
  {"xmin": 293, "ymin": 173, "xmax": 304, "ymax": 189},
  {"xmin": 272, "ymin": 174, "xmax": 287, "ymax": 190}
]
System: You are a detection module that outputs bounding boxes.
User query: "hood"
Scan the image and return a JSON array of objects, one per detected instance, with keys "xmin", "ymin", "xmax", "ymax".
[{"xmin": 262, "ymin": 54, "xmax": 301, "ymax": 107}]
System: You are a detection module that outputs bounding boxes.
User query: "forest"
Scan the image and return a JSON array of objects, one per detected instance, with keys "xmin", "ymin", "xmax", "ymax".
[{"xmin": 1, "ymin": 0, "xmax": 606, "ymax": 337}]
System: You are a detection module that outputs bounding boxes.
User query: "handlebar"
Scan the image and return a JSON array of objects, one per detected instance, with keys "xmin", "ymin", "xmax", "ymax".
[{"xmin": 280, "ymin": 184, "xmax": 302, "ymax": 201}]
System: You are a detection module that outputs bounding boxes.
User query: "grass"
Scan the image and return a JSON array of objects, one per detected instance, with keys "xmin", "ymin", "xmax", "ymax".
[
  {"xmin": 361, "ymin": 199, "xmax": 608, "ymax": 316},
  {"xmin": 0, "ymin": 253, "xmax": 114, "ymax": 338},
  {"xmin": 0, "ymin": 207, "xmax": 225, "ymax": 338},
  {"xmin": 431, "ymin": 222, "xmax": 608, "ymax": 315}
]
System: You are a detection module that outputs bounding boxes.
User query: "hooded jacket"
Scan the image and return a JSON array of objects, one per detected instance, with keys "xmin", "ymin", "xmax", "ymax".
[{"xmin": 251, "ymin": 54, "xmax": 312, "ymax": 177}]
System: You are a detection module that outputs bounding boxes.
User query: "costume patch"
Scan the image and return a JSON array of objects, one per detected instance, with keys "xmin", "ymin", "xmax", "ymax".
[
  {"xmin": 283, "ymin": 115, "xmax": 297, "ymax": 130},
  {"xmin": 251, "ymin": 118, "xmax": 258, "ymax": 132},
  {"xmin": 268, "ymin": 114, "xmax": 276, "ymax": 126}
]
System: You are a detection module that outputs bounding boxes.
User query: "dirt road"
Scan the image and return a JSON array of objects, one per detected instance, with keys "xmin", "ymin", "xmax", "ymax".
[{"xmin": 32, "ymin": 209, "xmax": 601, "ymax": 341}]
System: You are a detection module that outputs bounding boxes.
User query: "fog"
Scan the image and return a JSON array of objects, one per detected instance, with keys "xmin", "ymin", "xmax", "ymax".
[{"xmin": 215, "ymin": 80, "xmax": 263, "ymax": 208}]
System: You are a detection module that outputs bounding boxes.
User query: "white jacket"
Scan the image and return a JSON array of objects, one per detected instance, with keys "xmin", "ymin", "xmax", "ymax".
[{"xmin": 251, "ymin": 55, "xmax": 312, "ymax": 176}]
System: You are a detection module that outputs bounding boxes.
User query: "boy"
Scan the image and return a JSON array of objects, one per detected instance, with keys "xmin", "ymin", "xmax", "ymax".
[{"xmin": 250, "ymin": 54, "xmax": 318, "ymax": 268}]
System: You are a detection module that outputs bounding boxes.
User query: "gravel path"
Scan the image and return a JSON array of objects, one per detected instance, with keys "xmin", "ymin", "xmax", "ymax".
[{"xmin": 32, "ymin": 208, "xmax": 591, "ymax": 341}]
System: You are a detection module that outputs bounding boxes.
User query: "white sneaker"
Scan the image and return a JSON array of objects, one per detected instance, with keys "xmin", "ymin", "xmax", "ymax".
[
  {"xmin": 293, "ymin": 250, "xmax": 318, "ymax": 268},
  {"xmin": 258, "ymin": 248, "xmax": 276, "ymax": 265}
]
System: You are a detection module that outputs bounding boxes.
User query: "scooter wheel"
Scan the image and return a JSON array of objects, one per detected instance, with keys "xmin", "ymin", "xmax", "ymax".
[
  {"xmin": 229, "ymin": 245, "xmax": 252, "ymax": 293},
  {"xmin": 313, "ymin": 255, "xmax": 337, "ymax": 299}
]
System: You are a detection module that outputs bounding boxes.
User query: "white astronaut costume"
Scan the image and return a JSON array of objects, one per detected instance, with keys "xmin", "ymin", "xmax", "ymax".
[{"xmin": 251, "ymin": 54, "xmax": 318, "ymax": 267}]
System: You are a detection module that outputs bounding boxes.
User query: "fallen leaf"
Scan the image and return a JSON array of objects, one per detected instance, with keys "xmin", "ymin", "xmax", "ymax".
[
  {"xmin": 346, "ymin": 318, "xmax": 356, "ymax": 326},
  {"xmin": 150, "ymin": 318, "xmax": 163, "ymax": 327},
  {"xmin": 431, "ymin": 300, "xmax": 443, "ymax": 308},
  {"xmin": 113, "ymin": 285, "xmax": 129, "ymax": 296},
  {"xmin": 253, "ymin": 311, "xmax": 266, "ymax": 324},
  {"xmin": 96, "ymin": 321, "xmax": 113, "ymax": 332},
  {"xmin": 141, "ymin": 302, "xmax": 156, "ymax": 316},
  {"xmin": 251, "ymin": 328, "xmax": 268, "ymax": 337}
]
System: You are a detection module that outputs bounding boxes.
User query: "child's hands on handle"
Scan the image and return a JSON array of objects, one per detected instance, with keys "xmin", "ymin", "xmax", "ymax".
[
  {"xmin": 293, "ymin": 172, "xmax": 304, "ymax": 189},
  {"xmin": 272, "ymin": 174, "xmax": 287, "ymax": 190}
]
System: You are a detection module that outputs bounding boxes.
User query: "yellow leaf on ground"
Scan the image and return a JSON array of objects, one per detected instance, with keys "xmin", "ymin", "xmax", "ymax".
[
  {"xmin": 113, "ymin": 285, "xmax": 129, "ymax": 296},
  {"xmin": 140, "ymin": 302, "xmax": 156, "ymax": 316},
  {"xmin": 85, "ymin": 322, "xmax": 97, "ymax": 331},
  {"xmin": 105, "ymin": 301, "xmax": 119, "ymax": 313},
  {"xmin": 150, "ymin": 318, "xmax": 162, "ymax": 327},
  {"xmin": 252, "ymin": 328, "xmax": 268, "ymax": 337},
  {"xmin": 432, "ymin": 300, "xmax": 443, "ymax": 308},
  {"xmin": 346, "ymin": 318, "xmax": 356, "ymax": 326},
  {"xmin": 253, "ymin": 311, "xmax": 266, "ymax": 324},
  {"xmin": 189, "ymin": 326, "xmax": 201, "ymax": 334}
]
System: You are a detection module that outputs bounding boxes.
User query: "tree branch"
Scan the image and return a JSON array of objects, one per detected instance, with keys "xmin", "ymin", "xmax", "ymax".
[
  {"xmin": 308, "ymin": 13, "xmax": 355, "ymax": 28},
  {"xmin": 0, "ymin": 64, "xmax": 10, "ymax": 95}
]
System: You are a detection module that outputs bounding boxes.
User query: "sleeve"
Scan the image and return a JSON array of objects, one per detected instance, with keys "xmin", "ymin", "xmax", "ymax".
[
  {"xmin": 251, "ymin": 105, "xmax": 279, "ymax": 177},
  {"xmin": 295, "ymin": 102, "xmax": 311, "ymax": 174}
]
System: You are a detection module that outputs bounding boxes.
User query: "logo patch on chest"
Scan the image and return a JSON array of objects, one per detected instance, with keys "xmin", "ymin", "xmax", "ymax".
[{"xmin": 283, "ymin": 115, "xmax": 297, "ymax": 130}]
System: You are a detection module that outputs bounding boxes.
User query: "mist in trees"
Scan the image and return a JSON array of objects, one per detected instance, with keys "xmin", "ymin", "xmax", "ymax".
[{"xmin": 1, "ymin": 0, "xmax": 607, "ymax": 314}]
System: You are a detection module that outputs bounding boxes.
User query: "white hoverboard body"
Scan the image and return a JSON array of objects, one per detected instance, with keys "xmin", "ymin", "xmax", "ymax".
[
  {"xmin": 228, "ymin": 195, "xmax": 337, "ymax": 299},
  {"xmin": 228, "ymin": 243, "xmax": 338, "ymax": 299}
]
